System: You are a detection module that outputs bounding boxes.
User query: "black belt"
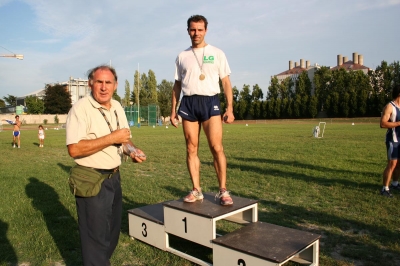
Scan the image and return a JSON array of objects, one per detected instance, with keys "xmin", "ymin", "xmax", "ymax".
[{"xmin": 94, "ymin": 166, "xmax": 119, "ymax": 175}]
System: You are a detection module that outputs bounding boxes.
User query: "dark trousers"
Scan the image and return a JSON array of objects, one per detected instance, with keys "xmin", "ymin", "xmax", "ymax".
[{"xmin": 75, "ymin": 172, "xmax": 122, "ymax": 266}]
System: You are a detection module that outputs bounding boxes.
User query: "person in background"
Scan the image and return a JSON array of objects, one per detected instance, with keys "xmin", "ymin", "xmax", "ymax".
[
  {"xmin": 38, "ymin": 125, "xmax": 45, "ymax": 148},
  {"xmin": 380, "ymin": 84, "xmax": 400, "ymax": 197},
  {"xmin": 2, "ymin": 115, "xmax": 22, "ymax": 148}
]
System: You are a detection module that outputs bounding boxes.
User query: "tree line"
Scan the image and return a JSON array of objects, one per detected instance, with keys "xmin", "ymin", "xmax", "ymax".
[
  {"xmin": 226, "ymin": 60, "xmax": 400, "ymax": 120},
  {"xmin": 2, "ymin": 60, "xmax": 399, "ymax": 118}
]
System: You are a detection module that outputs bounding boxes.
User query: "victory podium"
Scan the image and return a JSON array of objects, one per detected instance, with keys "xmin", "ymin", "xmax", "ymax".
[{"xmin": 128, "ymin": 192, "xmax": 320, "ymax": 265}]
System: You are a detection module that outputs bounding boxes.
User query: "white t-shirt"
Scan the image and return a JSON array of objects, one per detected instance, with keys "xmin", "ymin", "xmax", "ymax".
[
  {"xmin": 38, "ymin": 129, "xmax": 45, "ymax": 139},
  {"xmin": 174, "ymin": 44, "xmax": 231, "ymax": 96}
]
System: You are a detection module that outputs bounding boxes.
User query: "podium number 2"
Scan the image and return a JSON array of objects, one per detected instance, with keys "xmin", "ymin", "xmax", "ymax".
[
  {"xmin": 182, "ymin": 217, "xmax": 187, "ymax": 233},
  {"xmin": 238, "ymin": 259, "xmax": 246, "ymax": 266},
  {"xmin": 142, "ymin": 222, "xmax": 147, "ymax": 237}
]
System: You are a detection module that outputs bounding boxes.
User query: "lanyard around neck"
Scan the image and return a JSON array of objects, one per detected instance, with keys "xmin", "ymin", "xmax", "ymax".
[{"xmin": 98, "ymin": 108, "xmax": 120, "ymax": 133}]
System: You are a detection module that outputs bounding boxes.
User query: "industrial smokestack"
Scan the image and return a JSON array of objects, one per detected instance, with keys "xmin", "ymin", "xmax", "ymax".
[
  {"xmin": 337, "ymin": 54, "xmax": 343, "ymax": 66},
  {"xmin": 343, "ymin": 56, "xmax": 348, "ymax": 63},
  {"xmin": 306, "ymin": 60, "xmax": 310, "ymax": 68},
  {"xmin": 358, "ymin": 54, "xmax": 364, "ymax": 65},
  {"xmin": 353, "ymin": 52, "xmax": 359, "ymax": 64},
  {"xmin": 300, "ymin": 59, "xmax": 305, "ymax": 68},
  {"xmin": 289, "ymin": 61, "xmax": 293, "ymax": 70}
]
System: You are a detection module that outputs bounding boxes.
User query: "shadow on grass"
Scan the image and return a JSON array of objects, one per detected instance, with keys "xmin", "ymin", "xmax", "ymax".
[
  {"xmin": 57, "ymin": 162, "xmax": 72, "ymax": 173},
  {"xmin": 0, "ymin": 219, "xmax": 17, "ymax": 264},
  {"xmin": 229, "ymin": 157, "xmax": 378, "ymax": 190},
  {"xmin": 26, "ymin": 177, "xmax": 80, "ymax": 266}
]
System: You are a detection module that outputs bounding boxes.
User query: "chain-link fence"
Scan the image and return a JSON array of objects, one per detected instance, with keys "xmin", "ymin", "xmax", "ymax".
[{"xmin": 124, "ymin": 104, "xmax": 160, "ymax": 127}]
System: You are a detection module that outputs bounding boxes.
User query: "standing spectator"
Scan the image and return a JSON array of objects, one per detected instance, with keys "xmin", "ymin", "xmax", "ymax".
[
  {"xmin": 380, "ymin": 84, "xmax": 400, "ymax": 197},
  {"xmin": 66, "ymin": 65, "xmax": 146, "ymax": 265},
  {"xmin": 38, "ymin": 125, "xmax": 45, "ymax": 148},
  {"xmin": 2, "ymin": 115, "xmax": 22, "ymax": 148}
]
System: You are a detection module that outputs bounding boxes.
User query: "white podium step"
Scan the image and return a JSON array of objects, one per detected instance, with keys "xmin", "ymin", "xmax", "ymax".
[
  {"xmin": 163, "ymin": 192, "xmax": 258, "ymax": 248},
  {"xmin": 212, "ymin": 221, "xmax": 320, "ymax": 266},
  {"xmin": 128, "ymin": 202, "xmax": 167, "ymax": 251}
]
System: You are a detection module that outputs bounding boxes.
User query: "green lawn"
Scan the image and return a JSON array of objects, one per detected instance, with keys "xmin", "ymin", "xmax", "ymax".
[{"xmin": 0, "ymin": 118, "xmax": 399, "ymax": 266}]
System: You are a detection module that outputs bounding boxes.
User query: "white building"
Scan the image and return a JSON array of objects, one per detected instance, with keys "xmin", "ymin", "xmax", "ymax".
[
  {"xmin": 66, "ymin": 77, "xmax": 90, "ymax": 105},
  {"xmin": 17, "ymin": 76, "xmax": 90, "ymax": 107}
]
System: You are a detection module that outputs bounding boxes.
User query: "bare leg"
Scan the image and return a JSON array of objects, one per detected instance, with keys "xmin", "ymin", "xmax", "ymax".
[
  {"xmin": 182, "ymin": 119, "xmax": 202, "ymax": 190},
  {"xmin": 203, "ymin": 116, "xmax": 226, "ymax": 189},
  {"xmin": 383, "ymin": 160, "xmax": 397, "ymax": 187},
  {"xmin": 393, "ymin": 165, "xmax": 400, "ymax": 182}
]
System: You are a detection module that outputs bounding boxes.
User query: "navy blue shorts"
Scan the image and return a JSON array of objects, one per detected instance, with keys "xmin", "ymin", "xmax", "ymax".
[
  {"xmin": 386, "ymin": 141, "xmax": 400, "ymax": 160},
  {"xmin": 178, "ymin": 94, "xmax": 221, "ymax": 122}
]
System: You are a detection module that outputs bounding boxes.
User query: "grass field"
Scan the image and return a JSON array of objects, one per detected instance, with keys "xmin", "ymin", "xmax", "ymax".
[{"xmin": 0, "ymin": 118, "xmax": 399, "ymax": 266}]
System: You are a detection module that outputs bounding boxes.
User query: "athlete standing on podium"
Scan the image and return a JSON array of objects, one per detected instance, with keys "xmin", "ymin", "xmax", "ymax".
[{"xmin": 170, "ymin": 15, "xmax": 235, "ymax": 205}]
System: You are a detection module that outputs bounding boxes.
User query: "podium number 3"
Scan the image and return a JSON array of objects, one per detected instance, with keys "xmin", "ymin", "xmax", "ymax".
[
  {"xmin": 182, "ymin": 217, "xmax": 187, "ymax": 233},
  {"xmin": 238, "ymin": 259, "xmax": 246, "ymax": 266},
  {"xmin": 142, "ymin": 222, "xmax": 147, "ymax": 237}
]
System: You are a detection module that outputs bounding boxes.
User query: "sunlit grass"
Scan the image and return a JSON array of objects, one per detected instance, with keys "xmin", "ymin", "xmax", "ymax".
[{"xmin": 0, "ymin": 118, "xmax": 399, "ymax": 266}]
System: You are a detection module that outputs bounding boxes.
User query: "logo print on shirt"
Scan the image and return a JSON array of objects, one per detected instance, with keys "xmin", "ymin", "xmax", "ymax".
[{"xmin": 203, "ymin": 55, "xmax": 215, "ymax": 64}]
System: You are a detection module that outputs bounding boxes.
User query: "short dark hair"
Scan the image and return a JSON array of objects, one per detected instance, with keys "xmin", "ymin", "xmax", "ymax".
[
  {"xmin": 392, "ymin": 84, "xmax": 400, "ymax": 99},
  {"xmin": 15, "ymin": 115, "xmax": 19, "ymax": 118},
  {"xmin": 187, "ymin": 15, "xmax": 208, "ymax": 30},
  {"xmin": 87, "ymin": 65, "xmax": 118, "ymax": 84}
]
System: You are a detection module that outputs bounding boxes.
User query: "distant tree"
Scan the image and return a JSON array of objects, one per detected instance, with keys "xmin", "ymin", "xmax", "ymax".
[
  {"xmin": 249, "ymin": 84, "xmax": 262, "ymax": 119},
  {"xmin": 139, "ymin": 73, "xmax": 149, "ymax": 105},
  {"xmin": 237, "ymin": 84, "xmax": 251, "ymax": 119},
  {"xmin": 293, "ymin": 95, "xmax": 301, "ymax": 118},
  {"xmin": 131, "ymin": 70, "xmax": 139, "ymax": 105},
  {"xmin": 218, "ymin": 79, "xmax": 226, "ymax": 111},
  {"xmin": 123, "ymin": 80, "xmax": 131, "ymax": 107},
  {"xmin": 340, "ymin": 92, "xmax": 350, "ymax": 117},
  {"xmin": 157, "ymin": 79, "xmax": 173, "ymax": 117},
  {"xmin": 314, "ymin": 66, "xmax": 332, "ymax": 111},
  {"xmin": 273, "ymin": 98, "xmax": 281, "ymax": 118},
  {"xmin": 147, "ymin": 70, "xmax": 158, "ymax": 104},
  {"xmin": 267, "ymin": 98, "xmax": 275, "ymax": 118},
  {"xmin": 43, "ymin": 84, "xmax": 72, "ymax": 114},
  {"xmin": 0, "ymin": 99, "xmax": 5, "ymax": 108},
  {"xmin": 112, "ymin": 90, "xmax": 121, "ymax": 103},
  {"xmin": 25, "ymin": 96, "xmax": 44, "ymax": 114},
  {"xmin": 309, "ymin": 96, "xmax": 318, "ymax": 118},
  {"xmin": 232, "ymin": 86, "xmax": 239, "ymax": 118},
  {"xmin": 267, "ymin": 77, "xmax": 279, "ymax": 100},
  {"xmin": 3, "ymin": 94, "xmax": 16, "ymax": 106}
]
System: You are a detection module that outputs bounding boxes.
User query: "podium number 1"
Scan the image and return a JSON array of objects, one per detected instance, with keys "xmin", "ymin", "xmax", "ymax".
[{"xmin": 182, "ymin": 217, "xmax": 187, "ymax": 233}]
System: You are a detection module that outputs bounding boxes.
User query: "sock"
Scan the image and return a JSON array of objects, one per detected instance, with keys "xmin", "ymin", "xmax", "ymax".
[
  {"xmin": 392, "ymin": 181, "xmax": 399, "ymax": 186},
  {"xmin": 383, "ymin": 186, "xmax": 389, "ymax": 191}
]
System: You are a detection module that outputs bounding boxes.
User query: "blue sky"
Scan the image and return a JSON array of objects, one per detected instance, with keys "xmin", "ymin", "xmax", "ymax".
[{"xmin": 1, "ymin": 0, "xmax": 399, "ymax": 100}]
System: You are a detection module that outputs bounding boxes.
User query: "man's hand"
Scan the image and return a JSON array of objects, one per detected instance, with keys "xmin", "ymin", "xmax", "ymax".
[
  {"xmin": 112, "ymin": 128, "xmax": 131, "ymax": 144},
  {"xmin": 130, "ymin": 148, "xmax": 146, "ymax": 163},
  {"xmin": 170, "ymin": 112, "xmax": 179, "ymax": 128},
  {"xmin": 222, "ymin": 111, "xmax": 235, "ymax": 124}
]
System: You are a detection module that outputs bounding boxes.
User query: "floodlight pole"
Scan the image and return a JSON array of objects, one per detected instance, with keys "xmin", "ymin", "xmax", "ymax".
[
  {"xmin": 137, "ymin": 63, "xmax": 140, "ymax": 127},
  {"xmin": 0, "ymin": 54, "xmax": 23, "ymax": 60}
]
